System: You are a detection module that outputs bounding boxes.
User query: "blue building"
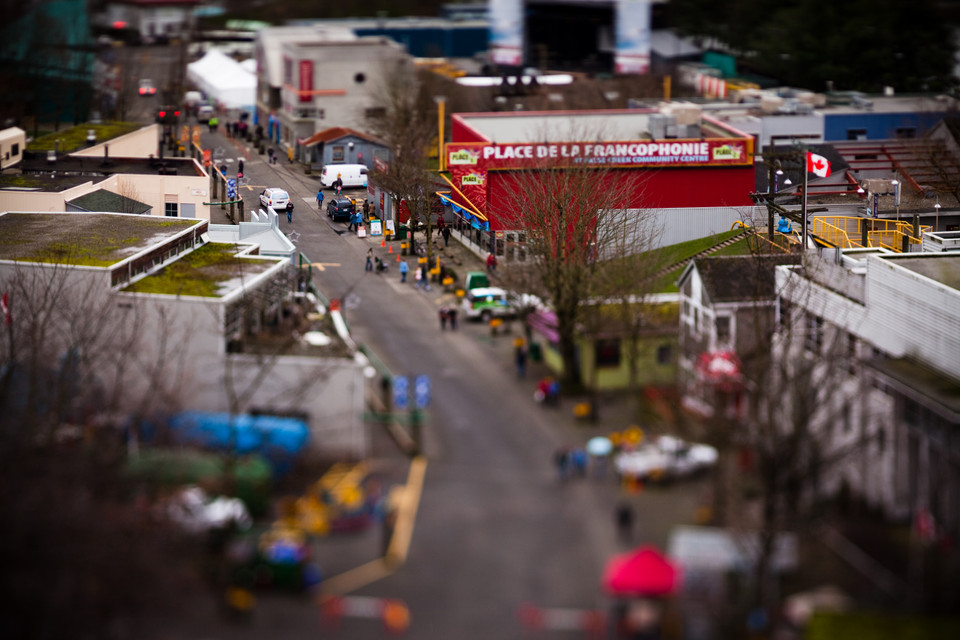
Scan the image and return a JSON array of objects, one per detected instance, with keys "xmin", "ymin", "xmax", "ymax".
[{"xmin": 822, "ymin": 96, "xmax": 952, "ymax": 141}]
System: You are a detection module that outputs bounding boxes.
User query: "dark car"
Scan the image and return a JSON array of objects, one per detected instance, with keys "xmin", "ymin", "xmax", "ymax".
[{"xmin": 327, "ymin": 197, "xmax": 355, "ymax": 222}]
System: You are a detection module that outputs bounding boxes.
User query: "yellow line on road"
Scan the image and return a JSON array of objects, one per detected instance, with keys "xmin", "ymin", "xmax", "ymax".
[
  {"xmin": 317, "ymin": 456, "xmax": 427, "ymax": 597},
  {"xmin": 386, "ymin": 455, "xmax": 427, "ymax": 566}
]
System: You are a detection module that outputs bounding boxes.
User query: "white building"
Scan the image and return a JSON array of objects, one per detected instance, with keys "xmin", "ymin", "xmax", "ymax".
[
  {"xmin": 776, "ymin": 246, "xmax": 960, "ymax": 540},
  {"xmin": 0, "ymin": 211, "xmax": 367, "ymax": 458},
  {"xmin": 254, "ymin": 25, "xmax": 410, "ymax": 157},
  {"xmin": 103, "ymin": 0, "xmax": 198, "ymax": 44}
]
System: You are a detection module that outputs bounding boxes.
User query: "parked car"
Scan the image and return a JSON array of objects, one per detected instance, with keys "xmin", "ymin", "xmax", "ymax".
[
  {"xmin": 614, "ymin": 435, "xmax": 718, "ymax": 481},
  {"xmin": 319, "ymin": 164, "xmax": 368, "ymax": 189},
  {"xmin": 138, "ymin": 78, "xmax": 157, "ymax": 96},
  {"xmin": 462, "ymin": 286, "xmax": 511, "ymax": 322},
  {"xmin": 260, "ymin": 188, "xmax": 291, "ymax": 211},
  {"xmin": 327, "ymin": 196, "xmax": 355, "ymax": 222}
]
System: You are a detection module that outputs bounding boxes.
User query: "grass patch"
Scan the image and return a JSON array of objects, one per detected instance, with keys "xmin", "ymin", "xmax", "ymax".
[
  {"xmin": 122, "ymin": 242, "xmax": 274, "ymax": 297},
  {"xmin": 708, "ymin": 237, "xmax": 755, "ymax": 257},
  {"xmin": 28, "ymin": 122, "xmax": 142, "ymax": 153}
]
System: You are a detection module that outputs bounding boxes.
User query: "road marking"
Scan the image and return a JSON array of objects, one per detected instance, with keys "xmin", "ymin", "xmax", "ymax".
[
  {"xmin": 310, "ymin": 262, "xmax": 341, "ymax": 271},
  {"xmin": 318, "ymin": 456, "xmax": 427, "ymax": 597},
  {"xmin": 386, "ymin": 455, "xmax": 427, "ymax": 566}
]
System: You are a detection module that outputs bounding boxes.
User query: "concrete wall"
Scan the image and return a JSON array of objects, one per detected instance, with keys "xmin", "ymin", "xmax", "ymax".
[{"xmin": 72, "ymin": 124, "xmax": 163, "ymax": 159}]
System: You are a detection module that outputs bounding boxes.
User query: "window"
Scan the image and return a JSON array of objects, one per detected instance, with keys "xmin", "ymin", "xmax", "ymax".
[
  {"xmin": 11, "ymin": 142, "xmax": 19, "ymax": 157},
  {"xmin": 847, "ymin": 128, "xmax": 867, "ymax": 140},
  {"xmin": 332, "ymin": 146, "xmax": 345, "ymax": 162},
  {"xmin": 164, "ymin": 202, "xmax": 178, "ymax": 217},
  {"xmin": 895, "ymin": 127, "xmax": 916, "ymax": 139},
  {"xmin": 595, "ymin": 338, "xmax": 620, "ymax": 367},
  {"xmin": 657, "ymin": 344, "xmax": 672, "ymax": 365},
  {"xmin": 715, "ymin": 316, "xmax": 731, "ymax": 343},
  {"xmin": 282, "ymin": 57, "xmax": 293, "ymax": 84},
  {"xmin": 805, "ymin": 313, "xmax": 823, "ymax": 352}
]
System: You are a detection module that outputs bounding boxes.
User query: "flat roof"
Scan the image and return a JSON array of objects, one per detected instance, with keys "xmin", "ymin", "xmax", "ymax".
[
  {"xmin": 0, "ymin": 212, "xmax": 198, "ymax": 267},
  {"xmin": 455, "ymin": 109, "xmax": 744, "ymax": 144},
  {"xmin": 19, "ymin": 156, "xmax": 203, "ymax": 178},
  {"xmin": 121, "ymin": 242, "xmax": 281, "ymax": 298},
  {"xmin": 882, "ymin": 253, "xmax": 960, "ymax": 291}
]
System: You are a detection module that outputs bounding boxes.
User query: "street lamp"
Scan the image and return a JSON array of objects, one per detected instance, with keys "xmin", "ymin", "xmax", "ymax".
[
  {"xmin": 434, "ymin": 95, "xmax": 446, "ymax": 172},
  {"xmin": 934, "ymin": 202, "xmax": 941, "ymax": 232},
  {"xmin": 891, "ymin": 179, "xmax": 901, "ymax": 222},
  {"xmin": 775, "ymin": 168, "xmax": 784, "ymax": 193}
]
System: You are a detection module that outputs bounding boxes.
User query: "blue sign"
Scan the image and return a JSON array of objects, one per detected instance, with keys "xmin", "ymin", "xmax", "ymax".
[
  {"xmin": 414, "ymin": 374, "xmax": 430, "ymax": 409},
  {"xmin": 393, "ymin": 376, "xmax": 409, "ymax": 410}
]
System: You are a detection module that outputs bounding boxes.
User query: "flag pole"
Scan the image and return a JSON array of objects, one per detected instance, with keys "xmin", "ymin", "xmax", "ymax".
[{"xmin": 801, "ymin": 152, "xmax": 808, "ymax": 250}]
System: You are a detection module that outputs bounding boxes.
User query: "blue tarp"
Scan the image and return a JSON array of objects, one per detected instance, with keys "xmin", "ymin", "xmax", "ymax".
[
  {"xmin": 168, "ymin": 411, "xmax": 309, "ymax": 456},
  {"xmin": 438, "ymin": 193, "xmax": 490, "ymax": 231}
]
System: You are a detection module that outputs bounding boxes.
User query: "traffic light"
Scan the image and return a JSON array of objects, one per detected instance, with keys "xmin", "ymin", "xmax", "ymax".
[{"xmin": 156, "ymin": 107, "xmax": 180, "ymax": 125}]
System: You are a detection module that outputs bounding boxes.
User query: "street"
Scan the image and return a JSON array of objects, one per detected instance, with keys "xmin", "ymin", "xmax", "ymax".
[{"xmin": 127, "ymin": 122, "xmax": 708, "ymax": 639}]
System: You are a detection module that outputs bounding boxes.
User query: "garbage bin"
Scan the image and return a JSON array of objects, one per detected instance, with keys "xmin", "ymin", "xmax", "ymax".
[
  {"xmin": 397, "ymin": 224, "xmax": 408, "ymax": 241},
  {"xmin": 529, "ymin": 341, "xmax": 542, "ymax": 363}
]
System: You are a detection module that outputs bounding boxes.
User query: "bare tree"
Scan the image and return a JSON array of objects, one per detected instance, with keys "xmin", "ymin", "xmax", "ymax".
[
  {"xmin": 0, "ymin": 261, "xmax": 198, "ymax": 638},
  {"xmin": 679, "ymin": 246, "xmax": 878, "ymax": 618},
  {"xmin": 494, "ymin": 156, "xmax": 649, "ymax": 392},
  {"xmin": 365, "ymin": 61, "xmax": 442, "ymax": 269}
]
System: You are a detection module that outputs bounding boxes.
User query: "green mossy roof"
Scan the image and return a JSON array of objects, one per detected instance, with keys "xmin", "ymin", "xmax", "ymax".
[
  {"xmin": 121, "ymin": 242, "xmax": 278, "ymax": 297},
  {"xmin": 0, "ymin": 212, "xmax": 196, "ymax": 266},
  {"xmin": 27, "ymin": 122, "xmax": 142, "ymax": 153}
]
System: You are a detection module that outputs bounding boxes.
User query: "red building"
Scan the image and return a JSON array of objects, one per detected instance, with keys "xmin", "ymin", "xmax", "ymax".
[{"xmin": 444, "ymin": 108, "xmax": 756, "ymax": 231}]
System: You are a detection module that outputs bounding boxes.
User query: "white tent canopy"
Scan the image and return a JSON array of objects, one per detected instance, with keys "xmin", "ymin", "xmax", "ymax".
[{"xmin": 186, "ymin": 49, "xmax": 256, "ymax": 110}]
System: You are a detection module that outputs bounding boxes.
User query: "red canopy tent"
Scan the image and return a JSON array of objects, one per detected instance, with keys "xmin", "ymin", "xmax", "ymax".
[{"xmin": 602, "ymin": 546, "xmax": 680, "ymax": 598}]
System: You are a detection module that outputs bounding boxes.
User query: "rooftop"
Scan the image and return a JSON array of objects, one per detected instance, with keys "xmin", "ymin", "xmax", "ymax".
[
  {"xmin": 0, "ymin": 212, "xmax": 196, "ymax": 267},
  {"xmin": 67, "ymin": 188, "xmax": 151, "ymax": 215},
  {"xmin": 26, "ymin": 122, "xmax": 143, "ymax": 154},
  {"xmin": 454, "ymin": 109, "xmax": 746, "ymax": 144},
  {"xmin": 20, "ymin": 155, "xmax": 203, "ymax": 178},
  {"xmin": 882, "ymin": 253, "xmax": 960, "ymax": 291},
  {"xmin": 121, "ymin": 242, "xmax": 281, "ymax": 298}
]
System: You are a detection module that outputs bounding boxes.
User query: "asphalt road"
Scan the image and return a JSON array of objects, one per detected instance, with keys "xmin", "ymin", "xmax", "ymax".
[{"xmin": 141, "ymin": 117, "xmax": 705, "ymax": 639}]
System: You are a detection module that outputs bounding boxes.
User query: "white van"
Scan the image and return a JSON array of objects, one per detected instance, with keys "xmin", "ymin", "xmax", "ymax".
[{"xmin": 320, "ymin": 164, "xmax": 368, "ymax": 189}]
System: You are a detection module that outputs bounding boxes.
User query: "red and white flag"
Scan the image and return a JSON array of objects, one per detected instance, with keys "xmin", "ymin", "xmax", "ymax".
[{"xmin": 806, "ymin": 152, "xmax": 831, "ymax": 178}]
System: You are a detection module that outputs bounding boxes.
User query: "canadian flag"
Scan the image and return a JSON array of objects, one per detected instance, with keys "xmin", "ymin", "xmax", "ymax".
[{"xmin": 807, "ymin": 152, "xmax": 831, "ymax": 178}]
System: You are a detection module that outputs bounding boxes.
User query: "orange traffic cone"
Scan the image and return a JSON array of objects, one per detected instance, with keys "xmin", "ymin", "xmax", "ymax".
[
  {"xmin": 388, "ymin": 245, "xmax": 393, "ymax": 253},
  {"xmin": 381, "ymin": 239, "xmax": 386, "ymax": 248},
  {"xmin": 396, "ymin": 254, "xmax": 401, "ymax": 262}
]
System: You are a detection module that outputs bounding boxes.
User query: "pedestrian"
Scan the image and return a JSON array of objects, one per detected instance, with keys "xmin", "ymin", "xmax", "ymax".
[
  {"xmin": 414, "ymin": 263, "xmax": 423, "ymax": 288},
  {"xmin": 515, "ymin": 341, "xmax": 527, "ymax": 378},
  {"xmin": 486, "ymin": 252, "xmax": 497, "ymax": 273},
  {"xmin": 442, "ymin": 226, "xmax": 451, "ymax": 247},
  {"xmin": 571, "ymin": 447, "xmax": 587, "ymax": 477},
  {"xmin": 399, "ymin": 259, "xmax": 409, "ymax": 283},
  {"xmin": 447, "ymin": 306, "xmax": 458, "ymax": 330},
  {"xmin": 439, "ymin": 307, "xmax": 448, "ymax": 331},
  {"xmin": 316, "ymin": 188, "xmax": 324, "ymax": 209},
  {"xmin": 334, "ymin": 174, "xmax": 343, "ymax": 195},
  {"xmin": 285, "ymin": 201, "xmax": 293, "ymax": 223},
  {"xmin": 436, "ymin": 216, "xmax": 445, "ymax": 236},
  {"xmin": 237, "ymin": 158, "xmax": 244, "ymax": 175},
  {"xmin": 363, "ymin": 199, "xmax": 370, "ymax": 220},
  {"xmin": 267, "ymin": 147, "xmax": 274, "ymax": 164},
  {"xmin": 555, "ymin": 447, "xmax": 570, "ymax": 483},
  {"xmin": 366, "ymin": 248, "xmax": 374, "ymax": 272},
  {"xmin": 420, "ymin": 263, "xmax": 430, "ymax": 291},
  {"xmin": 615, "ymin": 502, "xmax": 635, "ymax": 543},
  {"xmin": 374, "ymin": 256, "xmax": 386, "ymax": 274}
]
